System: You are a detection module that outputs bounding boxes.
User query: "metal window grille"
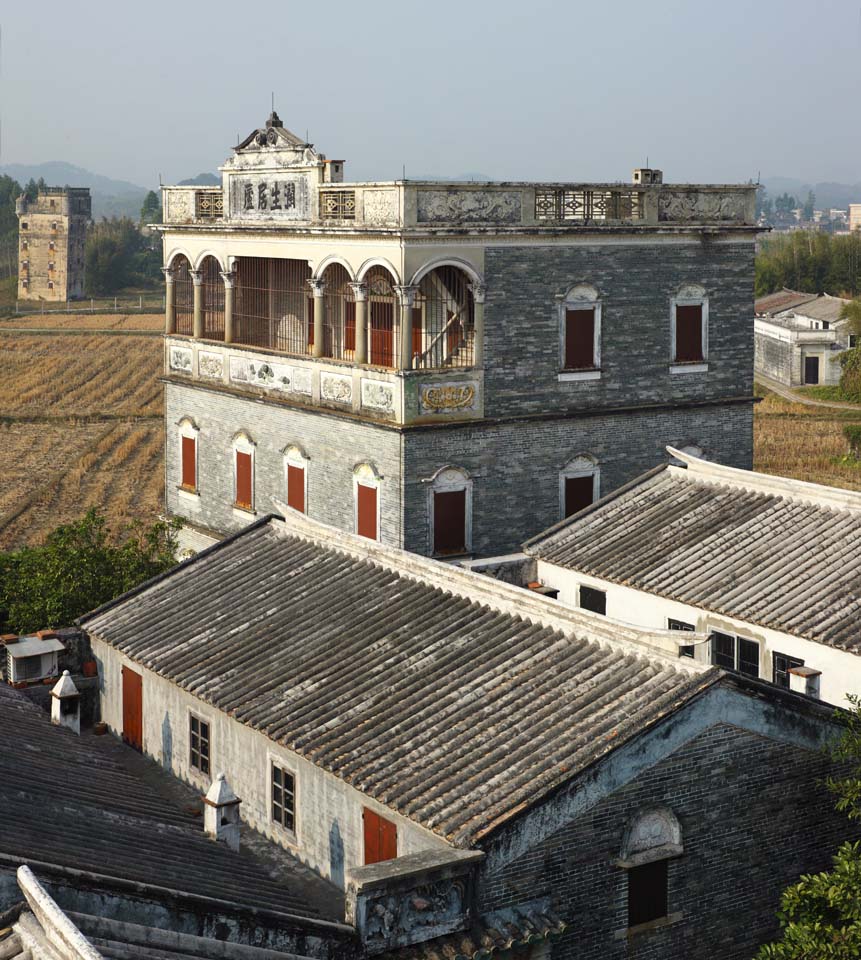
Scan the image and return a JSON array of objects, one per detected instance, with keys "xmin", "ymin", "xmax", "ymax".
[
  {"xmin": 414, "ymin": 266, "xmax": 475, "ymax": 369},
  {"xmin": 364, "ymin": 266, "xmax": 397, "ymax": 368},
  {"xmin": 200, "ymin": 256, "xmax": 225, "ymax": 340},
  {"xmin": 234, "ymin": 257, "xmax": 312, "ymax": 354},
  {"xmin": 195, "ymin": 191, "xmax": 224, "ymax": 221},
  {"xmin": 189, "ymin": 715, "xmax": 210, "ymax": 774},
  {"xmin": 321, "ymin": 263, "xmax": 357, "ymax": 361},
  {"xmin": 320, "ymin": 190, "xmax": 356, "ymax": 221},
  {"xmin": 535, "ymin": 188, "xmax": 643, "ymax": 222},
  {"xmin": 173, "ymin": 255, "xmax": 194, "ymax": 335},
  {"xmin": 271, "ymin": 763, "xmax": 295, "ymax": 832}
]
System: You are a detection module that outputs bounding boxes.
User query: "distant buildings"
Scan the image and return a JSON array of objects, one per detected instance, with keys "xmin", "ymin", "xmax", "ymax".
[
  {"xmin": 16, "ymin": 186, "xmax": 90, "ymax": 301},
  {"xmin": 851, "ymin": 203, "xmax": 861, "ymax": 232}
]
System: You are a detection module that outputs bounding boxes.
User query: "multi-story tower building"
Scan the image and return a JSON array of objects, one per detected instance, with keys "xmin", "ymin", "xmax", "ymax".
[
  {"xmin": 16, "ymin": 186, "xmax": 91, "ymax": 301},
  {"xmin": 157, "ymin": 112, "xmax": 759, "ymax": 557}
]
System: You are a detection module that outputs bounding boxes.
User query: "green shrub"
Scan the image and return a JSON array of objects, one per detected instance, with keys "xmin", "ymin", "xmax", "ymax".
[
  {"xmin": 839, "ymin": 349, "xmax": 861, "ymax": 404},
  {"xmin": 844, "ymin": 424, "xmax": 861, "ymax": 457}
]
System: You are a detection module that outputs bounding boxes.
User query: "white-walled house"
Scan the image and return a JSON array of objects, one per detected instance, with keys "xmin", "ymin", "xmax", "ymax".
[{"xmin": 522, "ymin": 448, "xmax": 861, "ymax": 708}]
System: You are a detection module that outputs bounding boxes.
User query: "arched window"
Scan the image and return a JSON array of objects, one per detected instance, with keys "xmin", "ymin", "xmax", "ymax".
[
  {"xmin": 199, "ymin": 255, "xmax": 225, "ymax": 341},
  {"xmin": 233, "ymin": 257, "xmax": 312, "ymax": 354},
  {"xmin": 558, "ymin": 284, "xmax": 601, "ymax": 380},
  {"xmin": 414, "ymin": 267, "xmax": 476, "ymax": 369},
  {"xmin": 363, "ymin": 267, "xmax": 398, "ymax": 368},
  {"xmin": 232, "ymin": 432, "xmax": 256, "ymax": 512},
  {"xmin": 428, "ymin": 467, "xmax": 472, "ymax": 556},
  {"xmin": 177, "ymin": 418, "xmax": 199, "ymax": 493},
  {"xmin": 354, "ymin": 463, "xmax": 382, "ymax": 541},
  {"xmin": 172, "ymin": 255, "xmax": 194, "ymax": 336},
  {"xmin": 620, "ymin": 808, "xmax": 683, "ymax": 930},
  {"xmin": 283, "ymin": 445, "xmax": 309, "ymax": 514},
  {"xmin": 320, "ymin": 263, "xmax": 357, "ymax": 361},
  {"xmin": 560, "ymin": 455, "xmax": 600, "ymax": 519},
  {"xmin": 671, "ymin": 283, "xmax": 708, "ymax": 369}
]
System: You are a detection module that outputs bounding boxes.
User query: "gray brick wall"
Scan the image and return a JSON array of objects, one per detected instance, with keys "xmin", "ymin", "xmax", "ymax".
[
  {"xmin": 483, "ymin": 241, "xmax": 756, "ymax": 418},
  {"xmin": 477, "ymin": 722, "xmax": 855, "ymax": 960},
  {"xmin": 402, "ymin": 402, "xmax": 753, "ymax": 556}
]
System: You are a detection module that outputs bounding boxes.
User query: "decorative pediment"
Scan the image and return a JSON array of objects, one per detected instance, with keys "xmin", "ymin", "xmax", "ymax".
[{"xmin": 227, "ymin": 112, "xmax": 320, "ymax": 171}]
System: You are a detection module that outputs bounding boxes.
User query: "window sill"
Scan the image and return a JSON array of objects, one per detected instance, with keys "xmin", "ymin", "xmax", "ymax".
[
  {"xmin": 614, "ymin": 912, "xmax": 684, "ymax": 940},
  {"xmin": 233, "ymin": 504, "xmax": 256, "ymax": 517},
  {"xmin": 177, "ymin": 486, "xmax": 200, "ymax": 503},
  {"xmin": 670, "ymin": 362, "xmax": 708, "ymax": 375},
  {"xmin": 558, "ymin": 369, "xmax": 601, "ymax": 382}
]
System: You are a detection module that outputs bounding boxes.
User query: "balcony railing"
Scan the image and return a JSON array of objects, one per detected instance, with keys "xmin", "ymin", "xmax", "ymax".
[
  {"xmin": 535, "ymin": 187, "xmax": 644, "ymax": 222},
  {"xmin": 195, "ymin": 190, "xmax": 224, "ymax": 221}
]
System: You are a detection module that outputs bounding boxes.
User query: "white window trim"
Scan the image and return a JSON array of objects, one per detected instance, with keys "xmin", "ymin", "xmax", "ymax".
[
  {"xmin": 268, "ymin": 751, "xmax": 299, "ymax": 846},
  {"xmin": 558, "ymin": 285, "xmax": 602, "ymax": 377},
  {"xmin": 353, "ymin": 463, "xmax": 382, "ymax": 540},
  {"xmin": 670, "ymin": 285, "xmax": 709, "ymax": 370},
  {"xmin": 232, "ymin": 432, "xmax": 256, "ymax": 514},
  {"xmin": 559, "ymin": 456, "xmax": 600, "ymax": 520},
  {"xmin": 426, "ymin": 466, "xmax": 473, "ymax": 557},
  {"xmin": 283, "ymin": 446, "xmax": 309, "ymax": 514},
  {"xmin": 187, "ymin": 707, "xmax": 212, "ymax": 780},
  {"xmin": 177, "ymin": 418, "xmax": 199, "ymax": 496}
]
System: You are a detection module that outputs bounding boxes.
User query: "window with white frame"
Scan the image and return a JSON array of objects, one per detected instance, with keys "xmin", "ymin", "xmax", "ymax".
[
  {"xmin": 354, "ymin": 463, "xmax": 381, "ymax": 541},
  {"xmin": 283, "ymin": 446, "xmax": 309, "ymax": 514},
  {"xmin": 711, "ymin": 630, "xmax": 759, "ymax": 678},
  {"xmin": 189, "ymin": 713, "xmax": 210, "ymax": 775},
  {"xmin": 560, "ymin": 455, "xmax": 600, "ymax": 519},
  {"xmin": 428, "ymin": 466, "xmax": 472, "ymax": 556},
  {"xmin": 178, "ymin": 418, "xmax": 199, "ymax": 492},
  {"xmin": 271, "ymin": 761, "xmax": 296, "ymax": 834},
  {"xmin": 559, "ymin": 284, "xmax": 601, "ymax": 377},
  {"xmin": 620, "ymin": 808, "xmax": 683, "ymax": 931},
  {"xmin": 671, "ymin": 284, "xmax": 708, "ymax": 367},
  {"xmin": 233, "ymin": 433, "xmax": 255, "ymax": 511}
]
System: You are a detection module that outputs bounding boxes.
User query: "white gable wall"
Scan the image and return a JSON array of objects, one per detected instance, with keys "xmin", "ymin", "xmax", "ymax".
[{"xmin": 536, "ymin": 559, "xmax": 861, "ymax": 707}]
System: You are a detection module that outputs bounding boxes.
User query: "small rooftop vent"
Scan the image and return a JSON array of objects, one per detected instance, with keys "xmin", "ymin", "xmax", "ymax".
[{"xmin": 633, "ymin": 168, "xmax": 663, "ymax": 185}]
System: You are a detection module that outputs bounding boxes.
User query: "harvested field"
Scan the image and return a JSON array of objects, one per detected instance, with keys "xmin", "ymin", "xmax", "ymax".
[
  {"xmin": 753, "ymin": 390, "xmax": 861, "ymax": 491},
  {"xmin": 0, "ymin": 334, "xmax": 162, "ymax": 417},
  {"xmin": 0, "ymin": 312, "xmax": 164, "ymax": 332}
]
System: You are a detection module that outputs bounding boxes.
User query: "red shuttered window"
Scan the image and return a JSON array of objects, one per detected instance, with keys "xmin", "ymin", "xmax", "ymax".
[
  {"xmin": 181, "ymin": 436, "xmax": 196, "ymax": 490},
  {"xmin": 357, "ymin": 484, "xmax": 378, "ymax": 540},
  {"xmin": 235, "ymin": 451, "xmax": 253, "ymax": 509},
  {"xmin": 363, "ymin": 808, "xmax": 397, "ymax": 865},
  {"xmin": 675, "ymin": 305, "xmax": 703, "ymax": 362},
  {"xmin": 287, "ymin": 464, "xmax": 305, "ymax": 514},
  {"xmin": 344, "ymin": 300, "xmax": 356, "ymax": 353},
  {"xmin": 564, "ymin": 308, "xmax": 596, "ymax": 370}
]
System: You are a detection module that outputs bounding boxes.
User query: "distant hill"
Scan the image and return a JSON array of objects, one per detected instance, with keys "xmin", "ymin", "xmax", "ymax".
[
  {"xmin": 763, "ymin": 175, "xmax": 861, "ymax": 210},
  {"xmin": 0, "ymin": 162, "xmax": 150, "ymax": 219},
  {"xmin": 178, "ymin": 172, "xmax": 220, "ymax": 186}
]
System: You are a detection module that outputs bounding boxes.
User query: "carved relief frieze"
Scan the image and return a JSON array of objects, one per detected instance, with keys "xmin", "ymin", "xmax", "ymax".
[
  {"xmin": 169, "ymin": 346, "xmax": 193, "ymax": 373},
  {"xmin": 419, "ymin": 382, "xmax": 478, "ymax": 414},
  {"xmin": 363, "ymin": 190, "xmax": 398, "ymax": 225},
  {"xmin": 292, "ymin": 368, "xmax": 313, "ymax": 396},
  {"xmin": 229, "ymin": 173, "xmax": 311, "ymax": 220},
  {"xmin": 320, "ymin": 373, "xmax": 352, "ymax": 404},
  {"xmin": 360, "ymin": 878, "xmax": 467, "ymax": 950},
  {"xmin": 229, "ymin": 355, "xmax": 292, "ymax": 391},
  {"xmin": 417, "ymin": 190, "xmax": 521, "ymax": 224},
  {"xmin": 197, "ymin": 351, "xmax": 224, "ymax": 380},
  {"xmin": 164, "ymin": 190, "xmax": 192, "ymax": 223},
  {"xmin": 361, "ymin": 378, "xmax": 395, "ymax": 414},
  {"xmin": 658, "ymin": 191, "xmax": 747, "ymax": 222}
]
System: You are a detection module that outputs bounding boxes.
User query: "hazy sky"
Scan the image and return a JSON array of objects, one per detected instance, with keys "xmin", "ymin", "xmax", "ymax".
[{"xmin": 3, "ymin": 0, "xmax": 860, "ymax": 188}]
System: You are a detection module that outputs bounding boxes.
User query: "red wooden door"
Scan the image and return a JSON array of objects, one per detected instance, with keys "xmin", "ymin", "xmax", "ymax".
[
  {"xmin": 363, "ymin": 808, "xmax": 397, "ymax": 865},
  {"xmin": 433, "ymin": 490, "xmax": 466, "ymax": 555},
  {"xmin": 235, "ymin": 452, "xmax": 253, "ymax": 509},
  {"xmin": 181, "ymin": 436, "xmax": 196, "ymax": 489},
  {"xmin": 287, "ymin": 464, "xmax": 305, "ymax": 513},
  {"xmin": 357, "ymin": 484, "xmax": 378, "ymax": 540},
  {"xmin": 122, "ymin": 666, "xmax": 142, "ymax": 751}
]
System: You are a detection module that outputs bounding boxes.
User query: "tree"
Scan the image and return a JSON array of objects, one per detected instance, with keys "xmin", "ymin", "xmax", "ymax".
[
  {"xmin": 140, "ymin": 190, "xmax": 162, "ymax": 225},
  {"xmin": 803, "ymin": 190, "xmax": 816, "ymax": 222},
  {"xmin": 0, "ymin": 509, "xmax": 179, "ymax": 633},
  {"xmin": 840, "ymin": 299, "xmax": 861, "ymax": 336},
  {"xmin": 756, "ymin": 696, "xmax": 861, "ymax": 958},
  {"xmin": 85, "ymin": 216, "xmax": 162, "ymax": 294}
]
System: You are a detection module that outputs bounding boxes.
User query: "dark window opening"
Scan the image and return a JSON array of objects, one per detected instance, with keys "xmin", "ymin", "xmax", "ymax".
[
  {"xmin": 271, "ymin": 763, "xmax": 296, "ymax": 833},
  {"xmin": 564, "ymin": 474, "xmax": 594, "ymax": 517},
  {"xmin": 628, "ymin": 859, "xmax": 668, "ymax": 928},
  {"xmin": 669, "ymin": 618, "xmax": 696, "ymax": 658},
  {"xmin": 564, "ymin": 308, "xmax": 596, "ymax": 370},
  {"xmin": 287, "ymin": 463, "xmax": 305, "ymax": 513},
  {"xmin": 738, "ymin": 638, "xmax": 760, "ymax": 678},
  {"xmin": 433, "ymin": 489, "xmax": 467, "ymax": 555},
  {"xmin": 773, "ymin": 652, "xmax": 804, "ymax": 689},
  {"xmin": 189, "ymin": 715, "xmax": 210, "ymax": 775},
  {"xmin": 579, "ymin": 585, "xmax": 606, "ymax": 616},
  {"xmin": 711, "ymin": 631, "xmax": 759, "ymax": 678},
  {"xmin": 675, "ymin": 304, "xmax": 703, "ymax": 362}
]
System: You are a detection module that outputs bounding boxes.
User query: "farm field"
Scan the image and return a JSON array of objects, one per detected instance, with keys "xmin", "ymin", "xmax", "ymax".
[{"xmin": 0, "ymin": 311, "xmax": 164, "ymax": 332}]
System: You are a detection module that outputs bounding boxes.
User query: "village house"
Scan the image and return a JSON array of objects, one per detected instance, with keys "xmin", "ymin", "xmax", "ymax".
[
  {"xmin": 754, "ymin": 289, "xmax": 854, "ymax": 386},
  {"xmin": 75, "ymin": 508, "xmax": 856, "ymax": 960},
  {"xmin": 16, "ymin": 187, "xmax": 90, "ymax": 301},
  {"xmin": 155, "ymin": 112, "xmax": 759, "ymax": 558},
  {"xmin": 516, "ymin": 447, "xmax": 861, "ymax": 707}
]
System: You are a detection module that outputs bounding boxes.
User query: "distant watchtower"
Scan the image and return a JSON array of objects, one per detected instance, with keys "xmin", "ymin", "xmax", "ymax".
[{"xmin": 16, "ymin": 187, "xmax": 91, "ymax": 301}]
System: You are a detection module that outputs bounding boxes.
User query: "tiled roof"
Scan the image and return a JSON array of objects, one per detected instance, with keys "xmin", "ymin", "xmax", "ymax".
[
  {"xmin": 755, "ymin": 289, "xmax": 820, "ymax": 315},
  {"xmin": 0, "ymin": 683, "xmax": 329, "ymax": 920},
  {"xmin": 82, "ymin": 516, "xmax": 718, "ymax": 847},
  {"xmin": 525, "ymin": 450, "xmax": 861, "ymax": 653},
  {"xmin": 788, "ymin": 294, "xmax": 851, "ymax": 323}
]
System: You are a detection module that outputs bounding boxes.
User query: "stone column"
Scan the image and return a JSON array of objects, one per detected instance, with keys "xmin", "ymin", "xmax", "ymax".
[
  {"xmin": 221, "ymin": 269, "xmax": 236, "ymax": 344},
  {"xmin": 349, "ymin": 282, "xmax": 368, "ymax": 364},
  {"xmin": 395, "ymin": 285, "xmax": 418, "ymax": 370},
  {"xmin": 308, "ymin": 278, "xmax": 326, "ymax": 359},
  {"xmin": 469, "ymin": 282, "xmax": 486, "ymax": 367},
  {"xmin": 162, "ymin": 266, "xmax": 176, "ymax": 334},
  {"xmin": 190, "ymin": 268, "xmax": 204, "ymax": 339}
]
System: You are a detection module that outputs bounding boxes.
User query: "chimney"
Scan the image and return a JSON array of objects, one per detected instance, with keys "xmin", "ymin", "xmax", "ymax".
[
  {"xmin": 788, "ymin": 666, "xmax": 822, "ymax": 699},
  {"xmin": 50, "ymin": 670, "xmax": 81, "ymax": 735},
  {"xmin": 204, "ymin": 773, "xmax": 242, "ymax": 851}
]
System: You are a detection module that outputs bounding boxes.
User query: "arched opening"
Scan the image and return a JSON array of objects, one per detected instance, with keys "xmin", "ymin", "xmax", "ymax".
[
  {"xmin": 171, "ymin": 254, "xmax": 194, "ymax": 336},
  {"xmin": 233, "ymin": 257, "xmax": 312, "ymax": 354},
  {"xmin": 428, "ymin": 466, "xmax": 472, "ymax": 556},
  {"xmin": 321, "ymin": 263, "xmax": 356, "ymax": 361},
  {"xmin": 560, "ymin": 454, "xmax": 599, "ymax": 519},
  {"xmin": 414, "ymin": 266, "xmax": 475, "ymax": 369},
  {"xmin": 364, "ymin": 266, "xmax": 397, "ymax": 368},
  {"xmin": 199, "ymin": 255, "xmax": 225, "ymax": 341}
]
